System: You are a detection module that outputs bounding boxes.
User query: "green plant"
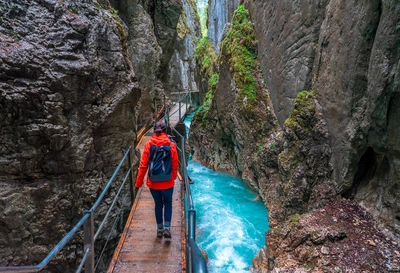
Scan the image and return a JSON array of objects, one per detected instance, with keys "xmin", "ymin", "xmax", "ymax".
[
  {"xmin": 194, "ymin": 36, "xmax": 219, "ymax": 125},
  {"xmin": 304, "ymin": 265, "xmax": 314, "ymax": 270},
  {"xmin": 195, "ymin": 36, "xmax": 218, "ymax": 76},
  {"xmin": 274, "ymin": 227, "xmax": 282, "ymax": 233},
  {"xmin": 69, "ymin": 7, "xmax": 78, "ymax": 14},
  {"xmin": 269, "ymin": 143, "xmax": 275, "ymax": 150},
  {"xmin": 110, "ymin": 6, "xmax": 119, "ymax": 15},
  {"xmin": 284, "ymin": 90, "xmax": 317, "ymax": 130},
  {"xmin": 289, "ymin": 213, "xmax": 300, "ymax": 226}
]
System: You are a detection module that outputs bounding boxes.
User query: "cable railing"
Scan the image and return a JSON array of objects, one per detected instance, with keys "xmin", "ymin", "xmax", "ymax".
[
  {"xmin": 0, "ymin": 147, "xmax": 135, "ymax": 273},
  {"xmin": 165, "ymin": 101, "xmax": 208, "ymax": 273}
]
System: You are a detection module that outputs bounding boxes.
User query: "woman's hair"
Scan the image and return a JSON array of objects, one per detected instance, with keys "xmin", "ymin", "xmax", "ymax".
[{"xmin": 153, "ymin": 121, "xmax": 167, "ymax": 135}]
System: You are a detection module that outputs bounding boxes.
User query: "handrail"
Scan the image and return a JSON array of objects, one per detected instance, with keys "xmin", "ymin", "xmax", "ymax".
[
  {"xmin": 165, "ymin": 100, "xmax": 208, "ymax": 273},
  {"xmin": 164, "ymin": 91, "xmax": 192, "ymax": 126},
  {"xmin": 0, "ymin": 147, "xmax": 135, "ymax": 273}
]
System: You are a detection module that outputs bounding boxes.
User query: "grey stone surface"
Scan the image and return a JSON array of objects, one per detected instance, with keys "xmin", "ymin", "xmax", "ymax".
[{"xmin": 207, "ymin": 0, "xmax": 239, "ymax": 53}]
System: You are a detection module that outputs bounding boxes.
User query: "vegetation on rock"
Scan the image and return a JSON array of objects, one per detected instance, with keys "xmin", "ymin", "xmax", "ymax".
[
  {"xmin": 194, "ymin": 36, "xmax": 219, "ymax": 124},
  {"xmin": 196, "ymin": 0, "xmax": 208, "ymax": 37},
  {"xmin": 177, "ymin": 6, "xmax": 192, "ymax": 39},
  {"xmin": 284, "ymin": 90, "xmax": 317, "ymax": 134},
  {"xmin": 277, "ymin": 89, "xmax": 333, "ymax": 217},
  {"xmin": 220, "ymin": 5, "xmax": 258, "ymax": 106}
]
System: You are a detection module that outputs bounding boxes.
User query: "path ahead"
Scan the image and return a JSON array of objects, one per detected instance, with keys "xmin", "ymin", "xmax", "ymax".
[{"xmin": 107, "ymin": 103, "xmax": 188, "ymax": 273}]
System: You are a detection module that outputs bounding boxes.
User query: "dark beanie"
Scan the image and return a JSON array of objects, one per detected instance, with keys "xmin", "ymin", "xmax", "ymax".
[{"xmin": 154, "ymin": 121, "xmax": 167, "ymax": 134}]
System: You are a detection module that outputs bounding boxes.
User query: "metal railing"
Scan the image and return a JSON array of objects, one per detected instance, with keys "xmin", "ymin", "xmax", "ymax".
[
  {"xmin": 165, "ymin": 101, "xmax": 208, "ymax": 273},
  {"xmin": 0, "ymin": 147, "xmax": 135, "ymax": 273},
  {"xmin": 164, "ymin": 91, "xmax": 192, "ymax": 126}
]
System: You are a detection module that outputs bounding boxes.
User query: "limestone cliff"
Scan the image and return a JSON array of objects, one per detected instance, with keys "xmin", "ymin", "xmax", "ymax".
[
  {"xmin": 243, "ymin": 0, "xmax": 400, "ymax": 238},
  {"xmin": 189, "ymin": 1, "xmax": 400, "ymax": 272},
  {"xmin": 112, "ymin": 0, "xmax": 200, "ymax": 126},
  {"xmin": 207, "ymin": 0, "xmax": 239, "ymax": 53},
  {"xmin": 167, "ymin": 0, "xmax": 201, "ymax": 97}
]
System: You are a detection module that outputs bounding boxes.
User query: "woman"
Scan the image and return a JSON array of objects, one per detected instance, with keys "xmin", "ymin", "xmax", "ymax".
[{"xmin": 135, "ymin": 121, "xmax": 179, "ymax": 238}]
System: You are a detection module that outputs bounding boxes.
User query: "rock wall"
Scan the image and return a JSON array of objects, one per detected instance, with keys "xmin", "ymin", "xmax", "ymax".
[
  {"xmin": 110, "ymin": 0, "xmax": 165, "ymax": 128},
  {"xmin": 0, "ymin": 0, "xmax": 140, "ymax": 270},
  {"xmin": 113, "ymin": 0, "xmax": 201, "ymax": 126},
  {"xmin": 168, "ymin": 0, "xmax": 201, "ymax": 96},
  {"xmin": 243, "ymin": 0, "xmax": 400, "ymax": 236},
  {"xmin": 190, "ymin": 1, "xmax": 400, "ymax": 271},
  {"xmin": 207, "ymin": 0, "xmax": 239, "ymax": 53}
]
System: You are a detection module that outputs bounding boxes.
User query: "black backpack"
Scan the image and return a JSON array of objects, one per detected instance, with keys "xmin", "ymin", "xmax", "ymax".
[{"xmin": 148, "ymin": 143, "xmax": 172, "ymax": 182}]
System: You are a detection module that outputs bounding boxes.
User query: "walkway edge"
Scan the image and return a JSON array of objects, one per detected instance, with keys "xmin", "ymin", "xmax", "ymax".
[{"xmin": 106, "ymin": 188, "xmax": 142, "ymax": 273}]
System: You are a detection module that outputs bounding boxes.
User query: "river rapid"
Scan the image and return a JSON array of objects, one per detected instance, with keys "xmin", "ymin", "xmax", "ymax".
[{"xmin": 185, "ymin": 114, "xmax": 269, "ymax": 273}]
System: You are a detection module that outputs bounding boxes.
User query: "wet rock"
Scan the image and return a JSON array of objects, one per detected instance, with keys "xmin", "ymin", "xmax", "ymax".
[{"xmin": 251, "ymin": 199, "xmax": 400, "ymax": 272}]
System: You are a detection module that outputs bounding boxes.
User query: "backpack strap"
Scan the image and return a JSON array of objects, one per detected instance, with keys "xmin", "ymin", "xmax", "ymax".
[
  {"xmin": 161, "ymin": 146, "xmax": 166, "ymax": 173},
  {"xmin": 149, "ymin": 145, "xmax": 159, "ymax": 177},
  {"xmin": 168, "ymin": 135, "xmax": 176, "ymax": 144}
]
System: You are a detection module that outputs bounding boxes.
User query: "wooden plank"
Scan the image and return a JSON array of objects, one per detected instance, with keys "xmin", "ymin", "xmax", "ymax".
[
  {"xmin": 106, "ymin": 186, "xmax": 142, "ymax": 272},
  {"xmin": 107, "ymin": 180, "xmax": 183, "ymax": 273},
  {"xmin": 106, "ymin": 181, "xmax": 183, "ymax": 273}
]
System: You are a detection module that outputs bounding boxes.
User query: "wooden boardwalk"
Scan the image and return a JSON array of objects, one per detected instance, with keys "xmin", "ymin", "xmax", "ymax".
[{"xmin": 107, "ymin": 103, "xmax": 188, "ymax": 273}]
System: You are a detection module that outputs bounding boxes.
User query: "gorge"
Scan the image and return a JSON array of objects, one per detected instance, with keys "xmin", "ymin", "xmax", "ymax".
[{"xmin": 1, "ymin": 0, "xmax": 400, "ymax": 272}]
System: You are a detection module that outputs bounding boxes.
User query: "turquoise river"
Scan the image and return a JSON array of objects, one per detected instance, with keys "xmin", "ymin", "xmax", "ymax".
[{"xmin": 185, "ymin": 114, "xmax": 269, "ymax": 273}]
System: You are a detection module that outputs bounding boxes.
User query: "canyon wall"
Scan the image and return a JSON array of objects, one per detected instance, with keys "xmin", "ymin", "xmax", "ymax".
[
  {"xmin": 243, "ymin": 0, "xmax": 400, "ymax": 236},
  {"xmin": 207, "ymin": 0, "xmax": 239, "ymax": 53},
  {"xmin": 190, "ymin": 0, "xmax": 399, "ymax": 271},
  {"xmin": 167, "ymin": 0, "xmax": 201, "ymax": 98}
]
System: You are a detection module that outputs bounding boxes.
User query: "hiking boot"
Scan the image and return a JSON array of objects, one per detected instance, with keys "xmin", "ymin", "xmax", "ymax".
[
  {"xmin": 163, "ymin": 228, "xmax": 171, "ymax": 238},
  {"xmin": 157, "ymin": 229, "xmax": 163, "ymax": 238}
]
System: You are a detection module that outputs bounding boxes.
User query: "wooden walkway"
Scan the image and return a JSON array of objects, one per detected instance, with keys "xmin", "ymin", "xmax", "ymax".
[{"xmin": 107, "ymin": 103, "xmax": 188, "ymax": 273}]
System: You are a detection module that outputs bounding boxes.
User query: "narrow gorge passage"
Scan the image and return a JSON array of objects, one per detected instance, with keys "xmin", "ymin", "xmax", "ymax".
[{"xmin": 185, "ymin": 114, "xmax": 269, "ymax": 273}]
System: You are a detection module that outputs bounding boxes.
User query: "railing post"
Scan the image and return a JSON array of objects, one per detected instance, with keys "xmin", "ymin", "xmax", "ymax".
[
  {"xmin": 163, "ymin": 94, "xmax": 166, "ymax": 112},
  {"xmin": 178, "ymin": 88, "xmax": 181, "ymax": 120},
  {"xmin": 189, "ymin": 209, "xmax": 196, "ymax": 240},
  {"xmin": 83, "ymin": 210, "xmax": 95, "ymax": 273},
  {"xmin": 187, "ymin": 244, "xmax": 193, "ymax": 273},
  {"xmin": 126, "ymin": 148, "xmax": 134, "ymax": 205},
  {"xmin": 186, "ymin": 93, "xmax": 188, "ymax": 115}
]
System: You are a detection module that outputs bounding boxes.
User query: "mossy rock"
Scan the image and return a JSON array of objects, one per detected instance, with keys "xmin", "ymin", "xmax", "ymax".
[{"xmin": 220, "ymin": 5, "xmax": 258, "ymax": 105}]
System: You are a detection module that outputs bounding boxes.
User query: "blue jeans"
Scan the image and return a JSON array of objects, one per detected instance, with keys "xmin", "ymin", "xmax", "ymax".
[{"xmin": 149, "ymin": 187, "xmax": 174, "ymax": 227}]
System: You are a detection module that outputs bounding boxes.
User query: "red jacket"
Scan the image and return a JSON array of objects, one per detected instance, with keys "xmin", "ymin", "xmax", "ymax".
[{"xmin": 135, "ymin": 132, "xmax": 179, "ymax": 190}]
